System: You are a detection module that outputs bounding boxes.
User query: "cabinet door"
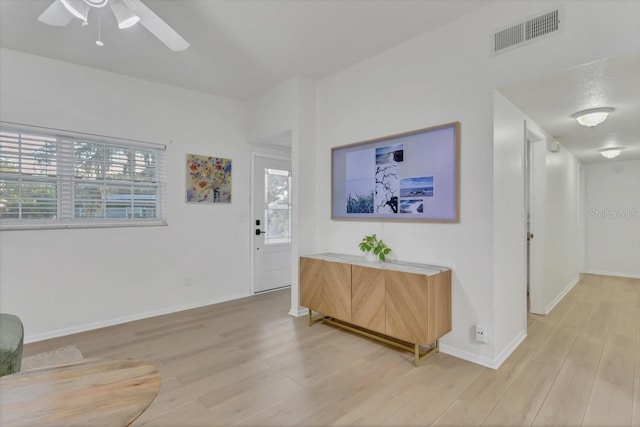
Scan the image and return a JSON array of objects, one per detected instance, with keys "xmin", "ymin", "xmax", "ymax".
[
  {"xmin": 426, "ymin": 270, "xmax": 452, "ymax": 343},
  {"xmin": 299, "ymin": 257, "xmax": 323, "ymax": 311},
  {"xmin": 352, "ymin": 265, "xmax": 385, "ymax": 334},
  {"xmin": 385, "ymin": 270, "xmax": 428, "ymax": 344},
  {"xmin": 322, "ymin": 261, "xmax": 351, "ymax": 322}
]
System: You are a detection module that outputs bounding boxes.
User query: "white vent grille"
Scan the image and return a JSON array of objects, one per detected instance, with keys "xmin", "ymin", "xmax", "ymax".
[
  {"xmin": 494, "ymin": 23, "xmax": 524, "ymax": 52},
  {"xmin": 526, "ymin": 10, "xmax": 559, "ymax": 40},
  {"xmin": 493, "ymin": 9, "xmax": 560, "ymax": 55}
]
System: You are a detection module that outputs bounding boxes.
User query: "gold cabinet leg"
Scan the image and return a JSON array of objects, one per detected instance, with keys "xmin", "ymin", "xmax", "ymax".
[
  {"xmin": 307, "ymin": 312, "xmax": 440, "ymax": 367},
  {"xmin": 414, "ymin": 340, "xmax": 439, "ymax": 366}
]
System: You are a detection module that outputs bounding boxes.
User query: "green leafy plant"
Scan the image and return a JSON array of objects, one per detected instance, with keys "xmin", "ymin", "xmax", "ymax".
[{"xmin": 358, "ymin": 234, "xmax": 392, "ymax": 261}]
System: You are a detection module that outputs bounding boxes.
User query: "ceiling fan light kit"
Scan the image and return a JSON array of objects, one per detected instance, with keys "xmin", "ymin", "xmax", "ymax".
[
  {"xmin": 110, "ymin": 0, "xmax": 140, "ymax": 29},
  {"xmin": 572, "ymin": 107, "xmax": 614, "ymax": 127},
  {"xmin": 85, "ymin": 0, "xmax": 109, "ymax": 6},
  {"xmin": 39, "ymin": 0, "xmax": 189, "ymax": 51},
  {"xmin": 60, "ymin": 0, "xmax": 89, "ymax": 21}
]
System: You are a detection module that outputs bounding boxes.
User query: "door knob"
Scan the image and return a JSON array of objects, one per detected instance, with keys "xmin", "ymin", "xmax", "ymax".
[{"xmin": 255, "ymin": 229, "xmax": 265, "ymax": 236}]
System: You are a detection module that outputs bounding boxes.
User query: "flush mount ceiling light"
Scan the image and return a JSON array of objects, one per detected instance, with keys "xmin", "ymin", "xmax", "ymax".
[
  {"xmin": 598, "ymin": 147, "xmax": 625, "ymax": 159},
  {"xmin": 572, "ymin": 107, "xmax": 615, "ymax": 127},
  {"xmin": 38, "ymin": 0, "xmax": 189, "ymax": 51}
]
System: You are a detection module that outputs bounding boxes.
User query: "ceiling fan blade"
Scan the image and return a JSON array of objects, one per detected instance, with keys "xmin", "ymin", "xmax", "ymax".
[
  {"xmin": 128, "ymin": 0, "xmax": 189, "ymax": 51},
  {"xmin": 38, "ymin": 0, "xmax": 75, "ymax": 26}
]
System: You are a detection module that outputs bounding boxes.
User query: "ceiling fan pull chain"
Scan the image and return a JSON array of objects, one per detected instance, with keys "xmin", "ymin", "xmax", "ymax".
[
  {"xmin": 96, "ymin": 13, "xmax": 104, "ymax": 46},
  {"xmin": 37, "ymin": 0, "xmax": 189, "ymax": 51}
]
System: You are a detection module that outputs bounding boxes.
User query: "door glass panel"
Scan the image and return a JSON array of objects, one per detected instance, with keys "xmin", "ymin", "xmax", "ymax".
[{"xmin": 264, "ymin": 168, "xmax": 291, "ymax": 245}]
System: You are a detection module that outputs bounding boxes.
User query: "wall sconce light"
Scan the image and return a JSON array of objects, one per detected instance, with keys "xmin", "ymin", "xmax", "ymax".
[
  {"xmin": 598, "ymin": 147, "xmax": 625, "ymax": 159},
  {"xmin": 572, "ymin": 107, "xmax": 614, "ymax": 127}
]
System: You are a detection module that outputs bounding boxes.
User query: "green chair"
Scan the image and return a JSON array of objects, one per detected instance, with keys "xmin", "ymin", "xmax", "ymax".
[{"xmin": 0, "ymin": 313, "xmax": 23, "ymax": 377}]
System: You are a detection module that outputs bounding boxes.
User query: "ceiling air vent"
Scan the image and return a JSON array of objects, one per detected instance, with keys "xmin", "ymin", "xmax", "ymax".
[{"xmin": 492, "ymin": 9, "xmax": 561, "ymax": 55}]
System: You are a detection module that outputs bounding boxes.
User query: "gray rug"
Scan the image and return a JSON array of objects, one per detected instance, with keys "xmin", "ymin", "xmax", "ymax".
[{"xmin": 21, "ymin": 345, "xmax": 84, "ymax": 371}]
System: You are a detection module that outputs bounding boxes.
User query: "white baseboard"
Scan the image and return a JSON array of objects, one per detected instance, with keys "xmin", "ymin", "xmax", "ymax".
[
  {"xmin": 492, "ymin": 329, "xmax": 527, "ymax": 368},
  {"xmin": 24, "ymin": 292, "xmax": 251, "ymax": 344},
  {"xmin": 440, "ymin": 329, "xmax": 527, "ymax": 370},
  {"xmin": 289, "ymin": 307, "xmax": 308, "ymax": 317},
  {"xmin": 584, "ymin": 270, "xmax": 640, "ymax": 280},
  {"xmin": 544, "ymin": 276, "xmax": 580, "ymax": 315},
  {"xmin": 439, "ymin": 344, "xmax": 496, "ymax": 369}
]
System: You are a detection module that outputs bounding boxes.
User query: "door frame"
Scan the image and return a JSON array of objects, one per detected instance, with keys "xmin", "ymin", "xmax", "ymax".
[
  {"xmin": 250, "ymin": 151, "xmax": 292, "ymax": 295},
  {"xmin": 524, "ymin": 124, "xmax": 544, "ymax": 315}
]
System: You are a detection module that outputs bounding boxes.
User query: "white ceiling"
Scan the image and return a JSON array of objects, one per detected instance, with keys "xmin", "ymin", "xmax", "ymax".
[
  {"xmin": 499, "ymin": 53, "xmax": 640, "ymax": 164},
  {"xmin": 2, "ymin": 1, "xmax": 637, "ymax": 165},
  {"xmin": 0, "ymin": 0, "xmax": 491, "ymax": 100}
]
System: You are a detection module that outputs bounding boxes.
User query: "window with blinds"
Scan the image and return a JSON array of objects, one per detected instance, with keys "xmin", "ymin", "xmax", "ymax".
[{"xmin": 0, "ymin": 123, "xmax": 166, "ymax": 229}]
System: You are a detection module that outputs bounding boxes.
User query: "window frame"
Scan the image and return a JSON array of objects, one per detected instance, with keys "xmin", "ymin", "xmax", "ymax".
[{"xmin": 0, "ymin": 122, "xmax": 167, "ymax": 230}]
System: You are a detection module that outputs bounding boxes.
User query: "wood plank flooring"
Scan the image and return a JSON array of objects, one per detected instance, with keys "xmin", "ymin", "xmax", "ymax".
[{"xmin": 23, "ymin": 273, "xmax": 639, "ymax": 426}]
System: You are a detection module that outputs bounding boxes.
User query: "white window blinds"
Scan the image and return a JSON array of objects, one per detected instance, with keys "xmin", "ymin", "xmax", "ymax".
[{"xmin": 0, "ymin": 122, "xmax": 166, "ymax": 229}]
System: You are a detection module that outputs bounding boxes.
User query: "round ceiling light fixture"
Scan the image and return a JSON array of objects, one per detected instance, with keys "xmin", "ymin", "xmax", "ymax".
[
  {"xmin": 572, "ymin": 107, "xmax": 614, "ymax": 127},
  {"xmin": 598, "ymin": 147, "xmax": 625, "ymax": 159}
]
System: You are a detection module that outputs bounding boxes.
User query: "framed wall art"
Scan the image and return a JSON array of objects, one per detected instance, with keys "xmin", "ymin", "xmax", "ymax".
[
  {"xmin": 331, "ymin": 122, "xmax": 459, "ymax": 222},
  {"xmin": 186, "ymin": 154, "xmax": 232, "ymax": 203}
]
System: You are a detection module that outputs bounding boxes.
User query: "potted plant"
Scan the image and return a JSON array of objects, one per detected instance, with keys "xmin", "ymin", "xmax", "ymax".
[{"xmin": 359, "ymin": 234, "xmax": 392, "ymax": 262}]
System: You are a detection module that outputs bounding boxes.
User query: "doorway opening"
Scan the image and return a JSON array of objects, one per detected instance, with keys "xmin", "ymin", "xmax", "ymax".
[
  {"xmin": 251, "ymin": 154, "xmax": 293, "ymax": 294},
  {"xmin": 525, "ymin": 125, "xmax": 544, "ymax": 315}
]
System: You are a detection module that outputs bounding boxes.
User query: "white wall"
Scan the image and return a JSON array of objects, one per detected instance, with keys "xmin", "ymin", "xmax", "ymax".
[
  {"xmin": 246, "ymin": 76, "xmax": 317, "ymax": 316},
  {"xmin": 314, "ymin": 1, "xmax": 638, "ymax": 367},
  {"xmin": 584, "ymin": 160, "xmax": 640, "ymax": 278},
  {"xmin": 291, "ymin": 78, "xmax": 318, "ymax": 315},
  {"xmin": 540, "ymin": 143, "xmax": 581, "ymax": 311},
  {"xmin": 0, "ymin": 49, "xmax": 252, "ymax": 341},
  {"xmin": 493, "ymin": 92, "xmax": 580, "ymax": 359},
  {"xmin": 493, "ymin": 92, "xmax": 527, "ymax": 362},
  {"xmin": 247, "ymin": 79, "xmax": 297, "ymax": 145}
]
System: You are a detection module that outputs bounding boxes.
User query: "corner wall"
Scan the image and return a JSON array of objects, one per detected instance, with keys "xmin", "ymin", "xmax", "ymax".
[
  {"xmin": 493, "ymin": 92, "xmax": 527, "ymax": 362},
  {"xmin": 0, "ymin": 49, "xmax": 252, "ymax": 341},
  {"xmin": 494, "ymin": 91, "xmax": 580, "ymax": 328},
  {"xmin": 540, "ymin": 143, "xmax": 581, "ymax": 311},
  {"xmin": 246, "ymin": 76, "xmax": 317, "ymax": 316}
]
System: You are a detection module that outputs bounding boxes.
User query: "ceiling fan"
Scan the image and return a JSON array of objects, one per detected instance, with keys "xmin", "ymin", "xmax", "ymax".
[{"xmin": 37, "ymin": 0, "xmax": 189, "ymax": 51}]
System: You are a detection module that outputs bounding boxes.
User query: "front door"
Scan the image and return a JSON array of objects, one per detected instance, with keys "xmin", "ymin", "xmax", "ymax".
[{"xmin": 253, "ymin": 156, "xmax": 292, "ymax": 293}]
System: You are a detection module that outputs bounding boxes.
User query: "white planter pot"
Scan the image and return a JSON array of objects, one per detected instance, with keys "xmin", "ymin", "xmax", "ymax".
[{"xmin": 364, "ymin": 252, "xmax": 379, "ymax": 263}]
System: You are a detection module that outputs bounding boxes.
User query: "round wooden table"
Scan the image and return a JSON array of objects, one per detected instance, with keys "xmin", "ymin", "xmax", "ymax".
[{"xmin": 0, "ymin": 358, "xmax": 160, "ymax": 426}]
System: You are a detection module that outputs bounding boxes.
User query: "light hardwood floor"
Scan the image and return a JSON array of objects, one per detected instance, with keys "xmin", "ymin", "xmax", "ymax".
[{"xmin": 24, "ymin": 274, "xmax": 639, "ymax": 426}]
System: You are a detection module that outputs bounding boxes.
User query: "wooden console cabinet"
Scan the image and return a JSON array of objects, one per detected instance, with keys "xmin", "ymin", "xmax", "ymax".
[{"xmin": 300, "ymin": 253, "xmax": 451, "ymax": 366}]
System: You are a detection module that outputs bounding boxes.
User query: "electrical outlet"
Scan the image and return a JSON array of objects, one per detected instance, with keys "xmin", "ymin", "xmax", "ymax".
[{"xmin": 475, "ymin": 325, "xmax": 489, "ymax": 343}]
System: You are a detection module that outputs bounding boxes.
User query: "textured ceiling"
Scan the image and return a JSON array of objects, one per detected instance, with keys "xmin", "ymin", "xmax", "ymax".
[
  {"xmin": 0, "ymin": 0, "xmax": 491, "ymax": 100},
  {"xmin": 499, "ymin": 53, "xmax": 640, "ymax": 164}
]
